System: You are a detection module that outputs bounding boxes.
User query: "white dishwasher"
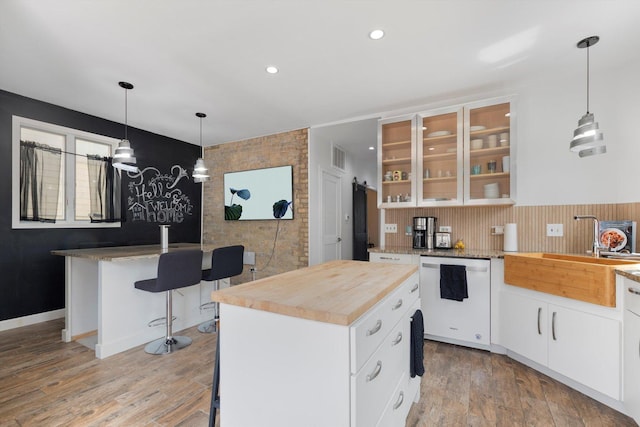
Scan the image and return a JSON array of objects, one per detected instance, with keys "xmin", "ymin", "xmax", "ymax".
[{"xmin": 420, "ymin": 256, "xmax": 490, "ymax": 350}]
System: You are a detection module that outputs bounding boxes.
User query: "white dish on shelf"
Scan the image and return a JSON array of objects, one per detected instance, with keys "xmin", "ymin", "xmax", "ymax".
[
  {"xmin": 427, "ymin": 130, "xmax": 451, "ymax": 137},
  {"xmin": 470, "ymin": 125, "xmax": 486, "ymax": 132},
  {"xmin": 471, "ymin": 139, "xmax": 483, "ymax": 150}
]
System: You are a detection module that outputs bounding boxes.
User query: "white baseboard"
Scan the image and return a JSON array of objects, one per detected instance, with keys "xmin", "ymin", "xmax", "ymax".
[{"xmin": 0, "ymin": 309, "xmax": 64, "ymax": 332}]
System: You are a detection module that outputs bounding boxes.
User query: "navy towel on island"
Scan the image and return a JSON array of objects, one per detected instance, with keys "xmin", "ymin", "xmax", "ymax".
[
  {"xmin": 440, "ymin": 264, "xmax": 468, "ymax": 301},
  {"xmin": 410, "ymin": 309, "xmax": 425, "ymax": 378}
]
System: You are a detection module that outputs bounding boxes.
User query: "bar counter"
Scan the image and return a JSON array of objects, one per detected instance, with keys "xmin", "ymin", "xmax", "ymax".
[{"xmin": 52, "ymin": 243, "xmax": 215, "ymax": 358}]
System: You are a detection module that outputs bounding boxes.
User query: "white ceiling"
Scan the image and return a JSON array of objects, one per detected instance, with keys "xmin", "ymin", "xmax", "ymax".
[{"xmin": 2, "ymin": 0, "xmax": 640, "ymax": 148}]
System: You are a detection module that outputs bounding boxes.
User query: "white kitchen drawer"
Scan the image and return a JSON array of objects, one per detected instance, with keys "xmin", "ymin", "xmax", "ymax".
[
  {"xmin": 351, "ymin": 316, "xmax": 407, "ymax": 427},
  {"xmin": 626, "ymin": 279, "xmax": 640, "ymax": 315},
  {"xmin": 370, "ymin": 252, "xmax": 415, "ymax": 265},
  {"xmin": 376, "ymin": 374, "xmax": 411, "ymax": 427},
  {"xmin": 350, "ymin": 272, "xmax": 419, "ymax": 373}
]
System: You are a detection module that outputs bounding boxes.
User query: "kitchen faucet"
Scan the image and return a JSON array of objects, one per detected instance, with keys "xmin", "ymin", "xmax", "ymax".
[{"xmin": 574, "ymin": 215, "xmax": 602, "ymax": 257}]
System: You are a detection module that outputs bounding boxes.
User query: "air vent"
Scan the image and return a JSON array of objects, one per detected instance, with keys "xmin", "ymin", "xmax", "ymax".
[{"xmin": 332, "ymin": 144, "xmax": 346, "ymax": 171}]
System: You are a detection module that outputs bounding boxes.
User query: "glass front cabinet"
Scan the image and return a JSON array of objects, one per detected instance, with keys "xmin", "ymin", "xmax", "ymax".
[
  {"xmin": 378, "ymin": 96, "xmax": 515, "ymax": 208},
  {"xmin": 378, "ymin": 115, "xmax": 416, "ymax": 208},
  {"xmin": 417, "ymin": 107, "xmax": 463, "ymax": 206}
]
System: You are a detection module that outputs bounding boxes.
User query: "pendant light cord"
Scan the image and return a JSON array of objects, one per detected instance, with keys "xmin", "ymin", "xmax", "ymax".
[
  {"xmin": 586, "ymin": 44, "xmax": 590, "ymax": 114},
  {"xmin": 124, "ymin": 88, "xmax": 128, "ymax": 140}
]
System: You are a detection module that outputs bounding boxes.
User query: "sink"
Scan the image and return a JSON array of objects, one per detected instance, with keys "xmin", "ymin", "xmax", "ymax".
[{"xmin": 504, "ymin": 252, "xmax": 639, "ymax": 307}]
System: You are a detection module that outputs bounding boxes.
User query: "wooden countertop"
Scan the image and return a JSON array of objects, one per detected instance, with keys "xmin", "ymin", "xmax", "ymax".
[
  {"xmin": 51, "ymin": 243, "xmax": 214, "ymax": 261},
  {"xmin": 211, "ymin": 260, "xmax": 418, "ymax": 326}
]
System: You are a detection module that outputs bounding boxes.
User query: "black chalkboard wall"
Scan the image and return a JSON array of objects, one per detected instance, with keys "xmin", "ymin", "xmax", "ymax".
[{"xmin": 0, "ymin": 90, "xmax": 202, "ymax": 322}]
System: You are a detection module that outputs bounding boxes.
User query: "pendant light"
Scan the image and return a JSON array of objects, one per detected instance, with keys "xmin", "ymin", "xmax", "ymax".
[
  {"xmin": 192, "ymin": 112, "xmax": 210, "ymax": 183},
  {"xmin": 570, "ymin": 36, "xmax": 606, "ymax": 158},
  {"xmin": 113, "ymin": 81, "xmax": 139, "ymax": 172}
]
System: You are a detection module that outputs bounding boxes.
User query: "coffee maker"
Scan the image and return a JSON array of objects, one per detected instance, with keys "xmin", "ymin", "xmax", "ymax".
[{"xmin": 413, "ymin": 216, "xmax": 437, "ymax": 249}]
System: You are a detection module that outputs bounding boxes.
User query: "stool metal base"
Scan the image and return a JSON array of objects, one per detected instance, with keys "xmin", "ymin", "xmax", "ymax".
[
  {"xmin": 197, "ymin": 318, "xmax": 218, "ymax": 334},
  {"xmin": 144, "ymin": 336, "xmax": 192, "ymax": 355}
]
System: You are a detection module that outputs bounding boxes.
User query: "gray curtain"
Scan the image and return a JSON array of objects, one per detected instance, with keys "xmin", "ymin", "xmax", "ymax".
[
  {"xmin": 19, "ymin": 140, "xmax": 62, "ymax": 222},
  {"xmin": 87, "ymin": 155, "xmax": 122, "ymax": 222}
]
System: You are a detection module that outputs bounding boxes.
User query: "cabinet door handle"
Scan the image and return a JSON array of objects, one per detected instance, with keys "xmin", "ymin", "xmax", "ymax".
[
  {"xmin": 366, "ymin": 361, "xmax": 382, "ymax": 382},
  {"xmin": 392, "ymin": 299, "xmax": 403, "ymax": 310},
  {"xmin": 393, "ymin": 391, "xmax": 405, "ymax": 410},
  {"xmin": 392, "ymin": 332, "xmax": 403, "ymax": 346},
  {"xmin": 410, "ymin": 283, "xmax": 419, "ymax": 293},
  {"xmin": 537, "ymin": 307, "xmax": 542, "ymax": 335},
  {"xmin": 552, "ymin": 311, "xmax": 557, "ymax": 341},
  {"xmin": 629, "ymin": 287, "xmax": 640, "ymax": 296},
  {"xmin": 381, "ymin": 256, "xmax": 400, "ymax": 261},
  {"xmin": 366, "ymin": 319, "xmax": 382, "ymax": 336}
]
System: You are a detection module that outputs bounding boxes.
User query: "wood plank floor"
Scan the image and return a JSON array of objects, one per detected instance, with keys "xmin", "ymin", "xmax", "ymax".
[{"xmin": 0, "ymin": 319, "xmax": 636, "ymax": 426}]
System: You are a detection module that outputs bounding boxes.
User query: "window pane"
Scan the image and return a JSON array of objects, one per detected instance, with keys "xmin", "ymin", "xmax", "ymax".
[
  {"xmin": 20, "ymin": 127, "xmax": 65, "ymax": 220},
  {"xmin": 75, "ymin": 139, "xmax": 112, "ymax": 221}
]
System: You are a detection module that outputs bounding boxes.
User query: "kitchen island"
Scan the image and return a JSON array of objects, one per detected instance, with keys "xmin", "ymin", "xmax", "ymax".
[
  {"xmin": 211, "ymin": 260, "xmax": 420, "ymax": 427},
  {"xmin": 52, "ymin": 243, "xmax": 215, "ymax": 359}
]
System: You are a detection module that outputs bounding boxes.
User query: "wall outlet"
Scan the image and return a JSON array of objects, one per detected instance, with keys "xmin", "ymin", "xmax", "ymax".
[
  {"xmin": 491, "ymin": 225, "xmax": 504, "ymax": 235},
  {"xmin": 243, "ymin": 251, "xmax": 256, "ymax": 265},
  {"xmin": 439, "ymin": 225, "xmax": 452, "ymax": 233},
  {"xmin": 384, "ymin": 223, "xmax": 397, "ymax": 233},
  {"xmin": 547, "ymin": 223, "xmax": 564, "ymax": 237}
]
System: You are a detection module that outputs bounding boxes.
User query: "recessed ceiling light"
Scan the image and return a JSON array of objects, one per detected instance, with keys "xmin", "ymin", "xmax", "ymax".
[
  {"xmin": 369, "ymin": 29, "xmax": 385, "ymax": 40},
  {"xmin": 266, "ymin": 66, "xmax": 279, "ymax": 74},
  {"xmin": 368, "ymin": 146, "xmax": 375, "ymax": 150}
]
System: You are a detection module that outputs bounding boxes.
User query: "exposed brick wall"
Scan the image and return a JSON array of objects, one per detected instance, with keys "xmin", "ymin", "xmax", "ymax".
[{"xmin": 202, "ymin": 129, "xmax": 308, "ymax": 284}]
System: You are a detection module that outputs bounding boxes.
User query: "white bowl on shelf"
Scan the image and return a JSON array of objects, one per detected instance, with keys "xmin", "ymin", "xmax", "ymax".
[
  {"xmin": 471, "ymin": 139, "xmax": 483, "ymax": 150},
  {"xmin": 484, "ymin": 182, "xmax": 499, "ymax": 198}
]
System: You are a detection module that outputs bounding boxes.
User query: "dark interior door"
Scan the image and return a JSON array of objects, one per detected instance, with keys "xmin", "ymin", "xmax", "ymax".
[{"xmin": 352, "ymin": 181, "xmax": 368, "ymax": 261}]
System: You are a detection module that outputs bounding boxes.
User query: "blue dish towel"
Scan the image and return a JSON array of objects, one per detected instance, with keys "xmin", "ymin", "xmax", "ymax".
[
  {"xmin": 410, "ymin": 309, "xmax": 425, "ymax": 378},
  {"xmin": 440, "ymin": 264, "xmax": 468, "ymax": 301}
]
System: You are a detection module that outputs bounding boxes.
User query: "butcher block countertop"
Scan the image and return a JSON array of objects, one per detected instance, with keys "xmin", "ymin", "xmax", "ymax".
[
  {"xmin": 51, "ymin": 243, "xmax": 214, "ymax": 261},
  {"xmin": 211, "ymin": 260, "xmax": 418, "ymax": 326}
]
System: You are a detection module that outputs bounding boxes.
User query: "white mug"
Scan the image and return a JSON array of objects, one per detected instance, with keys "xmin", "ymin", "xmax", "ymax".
[
  {"xmin": 502, "ymin": 156, "xmax": 510, "ymax": 173},
  {"xmin": 487, "ymin": 135, "xmax": 497, "ymax": 148}
]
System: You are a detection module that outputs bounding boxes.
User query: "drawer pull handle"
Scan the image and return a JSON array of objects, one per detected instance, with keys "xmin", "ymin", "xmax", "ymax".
[
  {"xmin": 410, "ymin": 283, "xmax": 419, "ymax": 293},
  {"xmin": 552, "ymin": 311, "xmax": 557, "ymax": 341},
  {"xmin": 366, "ymin": 361, "xmax": 382, "ymax": 382},
  {"xmin": 392, "ymin": 332, "xmax": 403, "ymax": 346},
  {"xmin": 392, "ymin": 299, "xmax": 403, "ymax": 310},
  {"xmin": 366, "ymin": 320, "xmax": 382, "ymax": 336},
  {"xmin": 537, "ymin": 307, "xmax": 542, "ymax": 335},
  {"xmin": 393, "ymin": 391, "xmax": 405, "ymax": 410},
  {"xmin": 629, "ymin": 287, "xmax": 640, "ymax": 296},
  {"xmin": 422, "ymin": 263, "xmax": 438, "ymax": 269},
  {"xmin": 380, "ymin": 256, "xmax": 400, "ymax": 261}
]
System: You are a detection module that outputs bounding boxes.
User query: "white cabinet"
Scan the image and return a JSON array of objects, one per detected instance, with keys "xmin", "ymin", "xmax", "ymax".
[
  {"xmin": 501, "ymin": 289, "xmax": 621, "ymax": 400},
  {"xmin": 500, "ymin": 291, "xmax": 548, "ymax": 366},
  {"xmin": 217, "ymin": 271, "xmax": 421, "ymax": 427},
  {"xmin": 417, "ymin": 106, "xmax": 463, "ymax": 206},
  {"xmin": 378, "ymin": 96, "xmax": 515, "ymax": 208},
  {"xmin": 624, "ymin": 277, "xmax": 640, "ymax": 423},
  {"xmin": 378, "ymin": 115, "xmax": 417, "ymax": 208}
]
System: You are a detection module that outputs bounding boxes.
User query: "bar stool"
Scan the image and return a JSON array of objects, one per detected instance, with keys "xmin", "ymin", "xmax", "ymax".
[
  {"xmin": 198, "ymin": 245, "xmax": 244, "ymax": 333},
  {"xmin": 135, "ymin": 249, "xmax": 203, "ymax": 355}
]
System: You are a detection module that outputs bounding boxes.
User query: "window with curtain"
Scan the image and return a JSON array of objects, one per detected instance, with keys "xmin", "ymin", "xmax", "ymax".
[
  {"xmin": 19, "ymin": 140, "xmax": 63, "ymax": 222},
  {"xmin": 12, "ymin": 116, "xmax": 122, "ymax": 229}
]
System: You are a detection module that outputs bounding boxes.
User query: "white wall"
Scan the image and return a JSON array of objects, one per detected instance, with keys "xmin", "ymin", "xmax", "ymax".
[
  {"xmin": 308, "ymin": 120, "xmax": 378, "ymax": 266},
  {"xmin": 514, "ymin": 55, "xmax": 640, "ymax": 205},
  {"xmin": 308, "ymin": 56, "xmax": 640, "ymax": 262}
]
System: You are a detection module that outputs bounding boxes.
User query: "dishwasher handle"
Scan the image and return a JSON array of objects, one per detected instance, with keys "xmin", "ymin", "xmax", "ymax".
[{"xmin": 421, "ymin": 262, "xmax": 488, "ymax": 273}]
